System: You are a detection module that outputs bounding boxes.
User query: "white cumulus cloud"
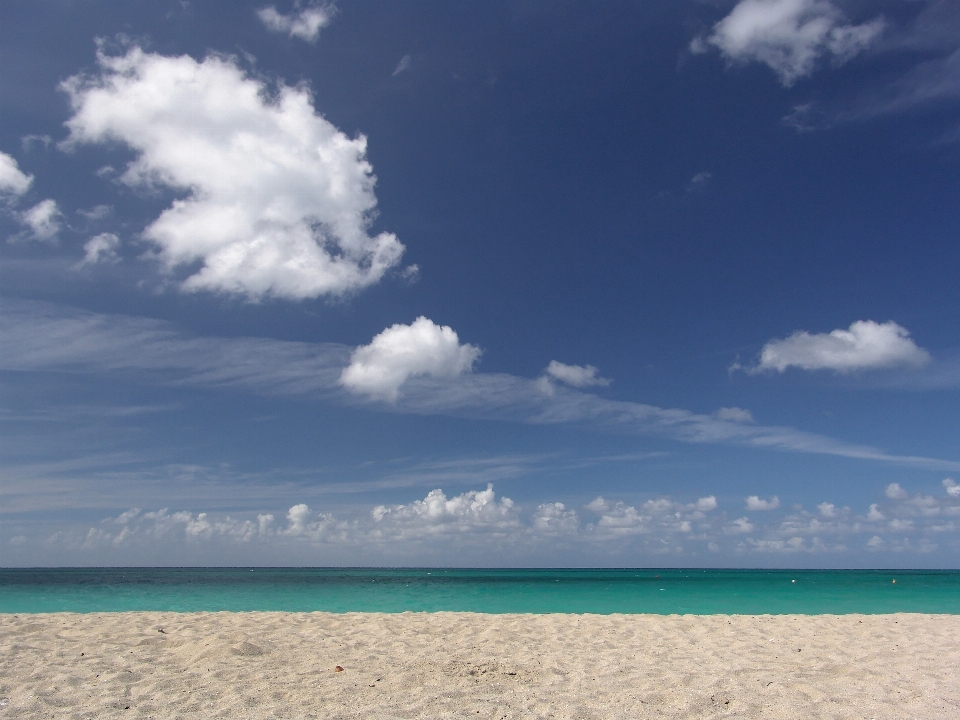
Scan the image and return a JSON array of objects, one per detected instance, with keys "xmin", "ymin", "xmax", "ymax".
[
  {"xmin": 0, "ymin": 151, "xmax": 33, "ymax": 198},
  {"xmin": 371, "ymin": 484, "xmax": 519, "ymax": 538},
  {"xmin": 885, "ymin": 482, "xmax": 909, "ymax": 500},
  {"xmin": 944, "ymin": 478, "xmax": 960, "ymax": 498},
  {"xmin": 750, "ymin": 320, "xmax": 930, "ymax": 373},
  {"xmin": 257, "ymin": 3, "xmax": 334, "ymax": 42},
  {"xmin": 19, "ymin": 199, "xmax": 62, "ymax": 242},
  {"xmin": 340, "ymin": 317, "xmax": 481, "ymax": 401},
  {"xmin": 78, "ymin": 232, "xmax": 120, "ymax": 266},
  {"xmin": 544, "ymin": 360, "xmax": 610, "ymax": 387},
  {"xmin": 697, "ymin": 0, "xmax": 885, "ymax": 86},
  {"xmin": 61, "ymin": 45, "xmax": 404, "ymax": 301},
  {"xmin": 746, "ymin": 495, "xmax": 780, "ymax": 510}
]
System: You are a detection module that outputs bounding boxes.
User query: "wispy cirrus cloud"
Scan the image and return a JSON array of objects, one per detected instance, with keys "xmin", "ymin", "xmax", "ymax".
[
  {"xmin": 779, "ymin": 0, "xmax": 960, "ymax": 131},
  {"xmin": 3, "ymin": 300, "xmax": 959, "ymax": 472}
]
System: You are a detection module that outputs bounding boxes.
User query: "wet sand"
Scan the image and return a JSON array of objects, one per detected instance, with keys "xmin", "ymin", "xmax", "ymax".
[{"xmin": 2, "ymin": 612, "xmax": 958, "ymax": 718}]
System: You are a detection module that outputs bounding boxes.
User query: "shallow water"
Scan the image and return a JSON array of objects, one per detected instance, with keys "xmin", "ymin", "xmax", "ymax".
[{"xmin": 1, "ymin": 567, "xmax": 957, "ymax": 614}]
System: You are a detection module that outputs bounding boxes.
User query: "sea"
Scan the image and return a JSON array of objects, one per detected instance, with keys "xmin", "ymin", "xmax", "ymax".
[{"xmin": 1, "ymin": 568, "xmax": 958, "ymax": 614}]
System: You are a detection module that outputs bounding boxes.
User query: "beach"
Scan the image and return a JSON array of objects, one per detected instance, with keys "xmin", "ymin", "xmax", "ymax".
[{"xmin": 2, "ymin": 612, "xmax": 958, "ymax": 719}]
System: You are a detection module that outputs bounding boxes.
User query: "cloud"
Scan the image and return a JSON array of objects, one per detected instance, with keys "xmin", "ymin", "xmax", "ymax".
[
  {"xmin": 257, "ymin": 3, "xmax": 333, "ymax": 42},
  {"xmin": 340, "ymin": 317, "xmax": 481, "ymax": 401},
  {"xmin": 0, "ymin": 151, "xmax": 33, "ymax": 197},
  {"xmin": 945, "ymin": 479, "xmax": 960, "ymax": 498},
  {"xmin": 14, "ymin": 480, "xmax": 960, "ymax": 563},
  {"xmin": 544, "ymin": 361, "xmax": 611, "ymax": 388},
  {"xmin": 777, "ymin": 2, "xmax": 960, "ymax": 130},
  {"xmin": 584, "ymin": 495, "xmax": 719, "ymax": 540},
  {"xmin": 4, "ymin": 300, "xmax": 960, "ymax": 473},
  {"xmin": 77, "ymin": 204, "xmax": 113, "ymax": 221},
  {"xmin": 686, "ymin": 171, "xmax": 712, "ymax": 193},
  {"xmin": 61, "ymin": 45, "xmax": 404, "ymax": 301},
  {"xmin": 697, "ymin": 0, "xmax": 885, "ymax": 86},
  {"xmin": 746, "ymin": 495, "xmax": 780, "ymax": 510},
  {"xmin": 749, "ymin": 320, "xmax": 931, "ymax": 374},
  {"xmin": 817, "ymin": 501, "xmax": 838, "ymax": 517},
  {"xmin": 392, "ymin": 55, "xmax": 412, "ymax": 76},
  {"xmin": 371, "ymin": 484, "xmax": 519, "ymax": 536},
  {"xmin": 885, "ymin": 482, "xmax": 909, "ymax": 500},
  {"xmin": 18, "ymin": 199, "xmax": 62, "ymax": 242},
  {"xmin": 531, "ymin": 502, "xmax": 579, "ymax": 535},
  {"xmin": 714, "ymin": 407, "xmax": 754, "ymax": 423},
  {"xmin": 77, "ymin": 232, "xmax": 120, "ymax": 267}
]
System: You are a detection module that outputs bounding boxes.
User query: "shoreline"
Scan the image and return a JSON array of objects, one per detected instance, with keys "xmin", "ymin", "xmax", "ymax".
[{"xmin": 3, "ymin": 611, "xmax": 958, "ymax": 718}]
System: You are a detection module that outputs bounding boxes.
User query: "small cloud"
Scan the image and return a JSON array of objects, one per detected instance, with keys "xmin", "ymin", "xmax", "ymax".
[
  {"xmin": 686, "ymin": 171, "xmax": 712, "ymax": 192},
  {"xmin": 944, "ymin": 478, "xmax": 960, "ymax": 498},
  {"xmin": 689, "ymin": 36, "xmax": 709, "ymax": 55},
  {"xmin": 0, "ymin": 151, "xmax": 34, "ymax": 198},
  {"xmin": 77, "ymin": 204, "xmax": 113, "ymax": 221},
  {"xmin": 393, "ymin": 54, "xmax": 412, "ymax": 76},
  {"xmin": 867, "ymin": 503, "xmax": 884, "ymax": 521},
  {"xmin": 340, "ymin": 317, "xmax": 481, "ymax": 401},
  {"xmin": 8, "ymin": 535, "xmax": 27, "ymax": 546},
  {"xmin": 699, "ymin": 0, "xmax": 885, "ymax": 86},
  {"xmin": 257, "ymin": 2, "xmax": 334, "ymax": 42},
  {"xmin": 747, "ymin": 320, "xmax": 930, "ymax": 374},
  {"xmin": 544, "ymin": 361, "xmax": 611, "ymax": 388},
  {"xmin": 21, "ymin": 134, "xmax": 53, "ymax": 151},
  {"xmin": 885, "ymin": 482, "xmax": 909, "ymax": 500},
  {"xmin": 17, "ymin": 199, "xmax": 62, "ymax": 242},
  {"xmin": 714, "ymin": 407, "xmax": 754, "ymax": 423},
  {"xmin": 398, "ymin": 263, "xmax": 420, "ymax": 284},
  {"xmin": 866, "ymin": 535, "xmax": 884, "ymax": 549},
  {"xmin": 745, "ymin": 495, "xmax": 780, "ymax": 511},
  {"xmin": 110, "ymin": 508, "xmax": 141, "ymax": 524},
  {"xmin": 695, "ymin": 496, "xmax": 718, "ymax": 512},
  {"xmin": 817, "ymin": 501, "xmax": 837, "ymax": 517},
  {"xmin": 728, "ymin": 517, "xmax": 754, "ymax": 533},
  {"xmin": 77, "ymin": 233, "xmax": 121, "ymax": 267}
]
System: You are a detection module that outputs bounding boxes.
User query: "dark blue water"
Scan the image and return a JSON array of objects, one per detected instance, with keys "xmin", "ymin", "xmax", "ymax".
[{"xmin": 1, "ymin": 568, "xmax": 957, "ymax": 614}]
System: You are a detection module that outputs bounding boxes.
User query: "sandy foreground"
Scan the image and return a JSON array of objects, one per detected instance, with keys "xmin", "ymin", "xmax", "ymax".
[{"xmin": 1, "ymin": 612, "xmax": 958, "ymax": 719}]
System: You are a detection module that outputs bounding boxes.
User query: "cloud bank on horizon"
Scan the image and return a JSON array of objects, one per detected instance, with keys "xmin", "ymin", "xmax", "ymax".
[{"xmin": 19, "ymin": 479, "xmax": 960, "ymax": 565}]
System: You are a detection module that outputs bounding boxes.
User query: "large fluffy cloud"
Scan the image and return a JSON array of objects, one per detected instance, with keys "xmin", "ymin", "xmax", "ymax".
[
  {"xmin": 61, "ymin": 45, "xmax": 404, "ymax": 300},
  {"xmin": 750, "ymin": 320, "xmax": 931, "ymax": 373},
  {"xmin": 695, "ymin": 0, "xmax": 884, "ymax": 86},
  {"xmin": 340, "ymin": 317, "xmax": 481, "ymax": 401}
]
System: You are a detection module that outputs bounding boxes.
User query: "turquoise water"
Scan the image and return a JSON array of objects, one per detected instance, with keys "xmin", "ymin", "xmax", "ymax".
[{"xmin": 1, "ymin": 568, "xmax": 957, "ymax": 614}]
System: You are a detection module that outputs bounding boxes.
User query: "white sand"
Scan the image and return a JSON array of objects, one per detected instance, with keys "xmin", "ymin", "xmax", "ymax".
[{"xmin": 2, "ymin": 612, "xmax": 958, "ymax": 719}]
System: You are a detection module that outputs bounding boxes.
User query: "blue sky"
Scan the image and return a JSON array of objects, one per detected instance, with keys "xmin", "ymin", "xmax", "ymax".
[{"xmin": 1, "ymin": 0, "xmax": 958, "ymax": 567}]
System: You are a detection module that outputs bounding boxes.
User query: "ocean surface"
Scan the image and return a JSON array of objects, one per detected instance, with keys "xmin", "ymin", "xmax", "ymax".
[{"xmin": 2, "ymin": 568, "xmax": 959, "ymax": 614}]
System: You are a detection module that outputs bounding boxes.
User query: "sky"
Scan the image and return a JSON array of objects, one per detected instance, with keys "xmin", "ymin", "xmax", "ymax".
[{"xmin": 1, "ymin": 0, "xmax": 959, "ymax": 568}]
